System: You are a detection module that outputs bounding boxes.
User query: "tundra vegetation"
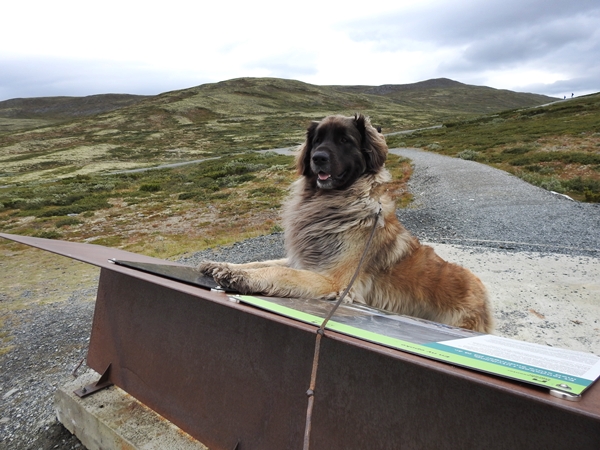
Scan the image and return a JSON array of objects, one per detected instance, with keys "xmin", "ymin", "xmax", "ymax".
[
  {"xmin": 1, "ymin": 77, "xmax": 595, "ymax": 339},
  {"xmin": 386, "ymin": 92, "xmax": 600, "ymax": 202},
  {"xmin": 1, "ymin": 77, "xmax": 557, "ymax": 255}
]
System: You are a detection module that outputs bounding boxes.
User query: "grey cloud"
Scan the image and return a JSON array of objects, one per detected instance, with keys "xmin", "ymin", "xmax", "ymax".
[
  {"xmin": 0, "ymin": 57, "xmax": 208, "ymax": 101},
  {"xmin": 348, "ymin": 0, "xmax": 599, "ymax": 48},
  {"xmin": 517, "ymin": 72, "xmax": 600, "ymax": 97},
  {"xmin": 345, "ymin": 0, "xmax": 600, "ymax": 95},
  {"xmin": 442, "ymin": 14, "xmax": 600, "ymax": 72}
]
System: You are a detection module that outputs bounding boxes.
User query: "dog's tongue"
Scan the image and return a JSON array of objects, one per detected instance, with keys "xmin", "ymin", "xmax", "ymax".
[{"xmin": 318, "ymin": 172, "xmax": 331, "ymax": 181}]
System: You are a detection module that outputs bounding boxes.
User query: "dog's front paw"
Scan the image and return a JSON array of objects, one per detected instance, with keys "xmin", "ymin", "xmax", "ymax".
[
  {"xmin": 197, "ymin": 260, "xmax": 228, "ymax": 277},
  {"xmin": 211, "ymin": 266, "xmax": 252, "ymax": 293}
]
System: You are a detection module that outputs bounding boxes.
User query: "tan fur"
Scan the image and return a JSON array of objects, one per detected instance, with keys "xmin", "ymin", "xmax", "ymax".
[{"xmin": 199, "ymin": 115, "xmax": 493, "ymax": 332}]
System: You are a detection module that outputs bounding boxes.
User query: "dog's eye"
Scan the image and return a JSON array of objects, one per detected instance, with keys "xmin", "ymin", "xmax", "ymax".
[{"xmin": 340, "ymin": 136, "xmax": 348, "ymax": 143}]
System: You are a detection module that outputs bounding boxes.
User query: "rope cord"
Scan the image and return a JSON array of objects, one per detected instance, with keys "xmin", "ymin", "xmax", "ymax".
[{"xmin": 302, "ymin": 205, "xmax": 382, "ymax": 450}]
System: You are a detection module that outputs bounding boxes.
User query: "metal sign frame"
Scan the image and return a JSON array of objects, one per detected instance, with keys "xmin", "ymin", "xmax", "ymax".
[{"xmin": 2, "ymin": 233, "xmax": 599, "ymax": 449}]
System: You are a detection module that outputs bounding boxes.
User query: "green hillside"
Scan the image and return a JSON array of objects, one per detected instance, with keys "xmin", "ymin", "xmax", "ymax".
[
  {"xmin": 330, "ymin": 77, "xmax": 554, "ymax": 116},
  {"xmin": 0, "ymin": 77, "xmax": 555, "ymax": 186},
  {"xmin": 0, "ymin": 94, "xmax": 149, "ymax": 132},
  {"xmin": 386, "ymin": 93, "xmax": 600, "ymax": 201}
]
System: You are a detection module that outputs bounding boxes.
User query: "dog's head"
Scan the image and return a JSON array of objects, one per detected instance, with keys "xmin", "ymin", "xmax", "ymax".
[{"xmin": 296, "ymin": 114, "xmax": 388, "ymax": 190}]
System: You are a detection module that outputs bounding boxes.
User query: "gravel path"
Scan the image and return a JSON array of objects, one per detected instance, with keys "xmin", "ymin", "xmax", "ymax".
[
  {"xmin": 390, "ymin": 148, "xmax": 600, "ymax": 256},
  {"xmin": 2, "ymin": 148, "xmax": 599, "ymax": 449},
  {"xmin": 1, "ymin": 291, "xmax": 95, "ymax": 449},
  {"xmin": 183, "ymin": 148, "xmax": 600, "ymax": 263}
]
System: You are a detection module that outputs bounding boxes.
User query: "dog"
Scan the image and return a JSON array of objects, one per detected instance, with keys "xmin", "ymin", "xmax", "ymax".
[{"xmin": 199, "ymin": 114, "xmax": 493, "ymax": 332}]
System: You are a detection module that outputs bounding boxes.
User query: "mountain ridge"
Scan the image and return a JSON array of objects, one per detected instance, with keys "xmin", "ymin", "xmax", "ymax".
[
  {"xmin": 0, "ymin": 77, "xmax": 557, "ymax": 123},
  {"xmin": 0, "ymin": 76, "xmax": 565, "ymax": 186},
  {"xmin": 0, "ymin": 93, "xmax": 151, "ymax": 119}
]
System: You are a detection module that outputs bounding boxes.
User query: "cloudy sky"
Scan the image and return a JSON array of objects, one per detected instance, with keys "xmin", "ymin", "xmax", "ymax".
[{"xmin": 1, "ymin": 0, "xmax": 599, "ymax": 101}]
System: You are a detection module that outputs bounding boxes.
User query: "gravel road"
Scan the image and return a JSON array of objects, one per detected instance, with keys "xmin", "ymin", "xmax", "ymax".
[
  {"xmin": 2, "ymin": 148, "xmax": 599, "ymax": 449},
  {"xmin": 390, "ymin": 148, "xmax": 600, "ymax": 256}
]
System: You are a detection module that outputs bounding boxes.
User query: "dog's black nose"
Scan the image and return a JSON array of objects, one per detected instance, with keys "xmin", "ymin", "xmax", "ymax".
[{"xmin": 312, "ymin": 150, "xmax": 329, "ymax": 165}]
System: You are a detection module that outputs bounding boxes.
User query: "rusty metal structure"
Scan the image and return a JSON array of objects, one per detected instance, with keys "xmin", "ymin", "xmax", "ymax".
[{"xmin": 2, "ymin": 232, "xmax": 600, "ymax": 449}]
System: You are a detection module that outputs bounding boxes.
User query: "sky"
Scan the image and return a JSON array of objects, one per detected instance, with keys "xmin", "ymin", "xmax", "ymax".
[{"xmin": 1, "ymin": 0, "xmax": 599, "ymax": 101}]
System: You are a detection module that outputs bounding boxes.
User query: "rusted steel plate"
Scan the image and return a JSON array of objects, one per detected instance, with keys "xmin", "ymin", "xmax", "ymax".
[
  {"xmin": 89, "ymin": 269, "xmax": 313, "ymax": 448},
  {"xmin": 2, "ymin": 233, "xmax": 600, "ymax": 449},
  {"xmin": 88, "ymin": 269, "xmax": 600, "ymax": 449}
]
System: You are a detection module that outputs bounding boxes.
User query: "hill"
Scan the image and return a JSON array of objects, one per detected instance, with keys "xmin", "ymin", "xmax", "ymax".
[
  {"xmin": 0, "ymin": 94, "xmax": 150, "ymax": 132},
  {"xmin": 386, "ymin": 92, "xmax": 600, "ymax": 201},
  {"xmin": 0, "ymin": 77, "xmax": 556, "ymax": 186},
  {"xmin": 330, "ymin": 78, "xmax": 554, "ymax": 115},
  {"xmin": 0, "ymin": 94, "xmax": 150, "ymax": 119}
]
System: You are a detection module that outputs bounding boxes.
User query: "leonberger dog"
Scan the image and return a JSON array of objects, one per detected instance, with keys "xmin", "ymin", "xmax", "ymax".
[{"xmin": 199, "ymin": 114, "xmax": 493, "ymax": 332}]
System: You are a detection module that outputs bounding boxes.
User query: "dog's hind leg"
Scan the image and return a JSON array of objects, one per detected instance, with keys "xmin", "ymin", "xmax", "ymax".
[{"xmin": 456, "ymin": 305, "xmax": 494, "ymax": 333}]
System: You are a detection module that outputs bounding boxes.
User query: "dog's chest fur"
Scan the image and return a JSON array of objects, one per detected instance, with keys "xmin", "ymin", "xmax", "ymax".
[{"xmin": 282, "ymin": 174, "xmax": 385, "ymax": 272}]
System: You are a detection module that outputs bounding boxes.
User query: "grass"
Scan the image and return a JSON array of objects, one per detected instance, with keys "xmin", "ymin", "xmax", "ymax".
[
  {"xmin": 0, "ymin": 150, "xmax": 413, "ymax": 257},
  {"xmin": 0, "ymin": 78, "xmax": 555, "ymax": 186},
  {"xmin": 386, "ymin": 93, "xmax": 600, "ymax": 201}
]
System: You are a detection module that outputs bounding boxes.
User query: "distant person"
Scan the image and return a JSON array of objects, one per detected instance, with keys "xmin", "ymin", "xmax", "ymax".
[
  {"xmin": 571, "ymin": 93, "xmax": 574, "ymax": 98},
  {"xmin": 564, "ymin": 95, "xmax": 566, "ymax": 100}
]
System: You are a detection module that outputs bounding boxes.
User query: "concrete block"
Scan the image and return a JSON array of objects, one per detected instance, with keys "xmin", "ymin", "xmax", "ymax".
[{"xmin": 55, "ymin": 369, "xmax": 208, "ymax": 450}]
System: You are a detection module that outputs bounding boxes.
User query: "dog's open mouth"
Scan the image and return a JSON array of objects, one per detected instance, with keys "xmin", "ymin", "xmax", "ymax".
[{"xmin": 318, "ymin": 172, "xmax": 331, "ymax": 181}]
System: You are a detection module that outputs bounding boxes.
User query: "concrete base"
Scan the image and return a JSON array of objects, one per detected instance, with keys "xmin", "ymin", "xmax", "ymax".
[{"xmin": 55, "ymin": 369, "xmax": 208, "ymax": 450}]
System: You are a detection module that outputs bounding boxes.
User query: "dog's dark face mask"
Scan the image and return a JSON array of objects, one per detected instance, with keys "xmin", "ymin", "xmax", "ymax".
[{"xmin": 306, "ymin": 116, "xmax": 368, "ymax": 190}]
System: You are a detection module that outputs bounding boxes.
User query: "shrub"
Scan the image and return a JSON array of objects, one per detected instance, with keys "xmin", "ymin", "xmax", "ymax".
[
  {"xmin": 139, "ymin": 183, "xmax": 161, "ymax": 192},
  {"xmin": 584, "ymin": 190, "xmax": 600, "ymax": 202},
  {"xmin": 265, "ymin": 164, "xmax": 289, "ymax": 173},
  {"xmin": 178, "ymin": 192, "xmax": 196, "ymax": 200},
  {"xmin": 55, "ymin": 217, "xmax": 82, "ymax": 228},
  {"xmin": 523, "ymin": 165, "xmax": 541, "ymax": 172},
  {"xmin": 210, "ymin": 192, "xmax": 230, "ymax": 200},
  {"xmin": 511, "ymin": 152, "xmax": 600, "ymax": 166},
  {"xmin": 516, "ymin": 172, "xmax": 565, "ymax": 193},
  {"xmin": 249, "ymin": 187, "xmax": 283, "ymax": 197},
  {"xmin": 34, "ymin": 230, "xmax": 62, "ymax": 239},
  {"xmin": 20, "ymin": 198, "xmax": 48, "ymax": 210},
  {"xmin": 90, "ymin": 183, "xmax": 115, "ymax": 192},
  {"xmin": 457, "ymin": 150, "xmax": 480, "ymax": 161},
  {"xmin": 37, "ymin": 197, "xmax": 110, "ymax": 217},
  {"xmin": 539, "ymin": 178, "xmax": 564, "ymax": 192},
  {"xmin": 194, "ymin": 177, "xmax": 219, "ymax": 189},
  {"xmin": 178, "ymin": 191, "xmax": 208, "ymax": 201},
  {"xmin": 502, "ymin": 146, "xmax": 531, "ymax": 155},
  {"xmin": 222, "ymin": 161, "xmax": 268, "ymax": 176},
  {"xmin": 51, "ymin": 194, "xmax": 86, "ymax": 206},
  {"xmin": 0, "ymin": 199, "xmax": 20, "ymax": 210},
  {"xmin": 217, "ymin": 174, "xmax": 256, "ymax": 187},
  {"xmin": 564, "ymin": 177, "xmax": 600, "ymax": 193}
]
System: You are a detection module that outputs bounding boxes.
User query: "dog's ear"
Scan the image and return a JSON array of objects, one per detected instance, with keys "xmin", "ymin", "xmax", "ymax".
[
  {"xmin": 354, "ymin": 113, "xmax": 366, "ymax": 137},
  {"xmin": 354, "ymin": 113, "xmax": 388, "ymax": 173},
  {"xmin": 296, "ymin": 121, "xmax": 319, "ymax": 176}
]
